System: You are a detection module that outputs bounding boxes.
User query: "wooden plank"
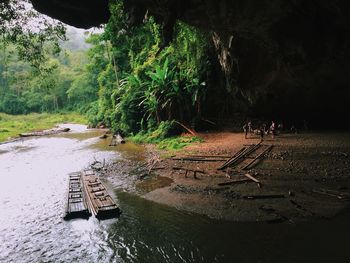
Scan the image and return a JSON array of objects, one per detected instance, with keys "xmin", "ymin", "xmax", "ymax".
[
  {"xmin": 82, "ymin": 170, "xmax": 120, "ymax": 219},
  {"xmin": 243, "ymin": 173, "xmax": 262, "ymax": 187},
  {"xmin": 242, "ymin": 194, "xmax": 285, "ymax": 200},
  {"xmin": 64, "ymin": 172, "xmax": 91, "ymax": 220},
  {"xmin": 243, "ymin": 173, "xmax": 260, "ymax": 183},
  {"xmin": 242, "ymin": 145, "xmax": 273, "ymax": 170},
  {"xmin": 218, "ymin": 142, "xmax": 262, "ymax": 170},
  {"xmin": 221, "ymin": 144, "xmax": 258, "ymax": 169},
  {"xmin": 218, "ymin": 178, "xmax": 251, "ymax": 186},
  {"xmin": 319, "ymin": 188, "xmax": 350, "ymax": 198},
  {"xmin": 217, "ymin": 147, "xmax": 247, "ymax": 170},
  {"xmin": 172, "ymin": 167, "xmax": 205, "ymax": 173},
  {"xmin": 312, "ymin": 189, "xmax": 349, "ymax": 200}
]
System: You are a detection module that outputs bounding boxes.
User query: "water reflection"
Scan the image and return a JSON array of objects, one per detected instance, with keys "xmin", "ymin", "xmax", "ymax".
[
  {"xmin": 110, "ymin": 192, "xmax": 350, "ymax": 263},
  {"xmin": 0, "ymin": 125, "xmax": 118, "ymax": 263}
]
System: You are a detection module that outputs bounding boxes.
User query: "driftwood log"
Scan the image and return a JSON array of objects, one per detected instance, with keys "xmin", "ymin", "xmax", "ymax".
[{"xmin": 19, "ymin": 127, "xmax": 70, "ymax": 137}]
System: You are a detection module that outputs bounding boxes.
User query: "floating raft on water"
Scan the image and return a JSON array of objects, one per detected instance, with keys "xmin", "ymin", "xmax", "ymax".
[
  {"xmin": 81, "ymin": 170, "xmax": 120, "ymax": 219},
  {"xmin": 64, "ymin": 173, "xmax": 91, "ymax": 220}
]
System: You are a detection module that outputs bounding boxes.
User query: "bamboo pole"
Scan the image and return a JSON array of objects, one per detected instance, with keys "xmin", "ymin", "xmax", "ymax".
[
  {"xmin": 218, "ymin": 142, "xmax": 262, "ymax": 170},
  {"xmin": 242, "ymin": 145, "xmax": 273, "ymax": 170}
]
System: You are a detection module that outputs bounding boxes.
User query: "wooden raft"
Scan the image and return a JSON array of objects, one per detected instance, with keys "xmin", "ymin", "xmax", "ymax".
[
  {"xmin": 81, "ymin": 170, "xmax": 120, "ymax": 219},
  {"xmin": 64, "ymin": 173, "xmax": 91, "ymax": 220}
]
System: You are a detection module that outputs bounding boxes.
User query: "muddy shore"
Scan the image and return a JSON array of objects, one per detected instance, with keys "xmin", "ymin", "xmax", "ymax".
[{"xmin": 104, "ymin": 131, "xmax": 350, "ymax": 223}]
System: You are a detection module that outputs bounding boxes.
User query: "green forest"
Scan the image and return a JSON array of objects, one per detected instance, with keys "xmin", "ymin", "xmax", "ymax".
[{"xmin": 1, "ymin": 0, "xmax": 240, "ymax": 140}]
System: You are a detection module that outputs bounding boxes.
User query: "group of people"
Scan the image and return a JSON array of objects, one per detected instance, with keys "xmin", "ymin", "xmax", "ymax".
[
  {"xmin": 243, "ymin": 121, "xmax": 276, "ymax": 141},
  {"xmin": 243, "ymin": 119, "xmax": 308, "ymax": 140}
]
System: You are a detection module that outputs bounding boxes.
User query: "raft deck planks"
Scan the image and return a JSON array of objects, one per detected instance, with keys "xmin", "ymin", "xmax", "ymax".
[
  {"xmin": 81, "ymin": 170, "xmax": 120, "ymax": 219},
  {"xmin": 64, "ymin": 173, "xmax": 91, "ymax": 220}
]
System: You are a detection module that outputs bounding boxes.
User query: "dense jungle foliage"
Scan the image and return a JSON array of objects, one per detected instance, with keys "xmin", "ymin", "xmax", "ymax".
[
  {"xmin": 0, "ymin": 43, "xmax": 97, "ymax": 113},
  {"xmin": 1, "ymin": 0, "xmax": 239, "ymax": 139},
  {"xmin": 85, "ymin": 1, "xmax": 214, "ymax": 135}
]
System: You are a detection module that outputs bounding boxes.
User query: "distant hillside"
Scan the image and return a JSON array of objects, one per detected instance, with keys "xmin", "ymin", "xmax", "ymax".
[{"xmin": 59, "ymin": 26, "xmax": 91, "ymax": 51}]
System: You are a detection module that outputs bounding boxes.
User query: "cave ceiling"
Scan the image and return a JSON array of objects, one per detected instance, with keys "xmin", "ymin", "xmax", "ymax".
[{"xmin": 30, "ymin": 0, "xmax": 350, "ymax": 121}]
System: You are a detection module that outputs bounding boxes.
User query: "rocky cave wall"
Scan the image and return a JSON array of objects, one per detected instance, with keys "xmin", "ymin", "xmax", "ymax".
[{"xmin": 31, "ymin": 0, "xmax": 350, "ymax": 127}]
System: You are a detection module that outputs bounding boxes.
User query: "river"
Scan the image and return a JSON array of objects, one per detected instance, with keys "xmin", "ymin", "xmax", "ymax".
[{"xmin": 0, "ymin": 124, "xmax": 349, "ymax": 263}]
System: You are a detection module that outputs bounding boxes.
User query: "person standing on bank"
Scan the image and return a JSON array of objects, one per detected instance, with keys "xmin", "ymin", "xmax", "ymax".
[
  {"xmin": 243, "ymin": 122, "xmax": 248, "ymax": 139},
  {"xmin": 270, "ymin": 121, "xmax": 276, "ymax": 139},
  {"xmin": 259, "ymin": 125, "xmax": 264, "ymax": 142},
  {"xmin": 248, "ymin": 121, "xmax": 253, "ymax": 134}
]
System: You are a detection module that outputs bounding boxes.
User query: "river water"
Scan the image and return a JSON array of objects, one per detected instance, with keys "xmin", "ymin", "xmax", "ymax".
[{"xmin": 0, "ymin": 125, "xmax": 349, "ymax": 263}]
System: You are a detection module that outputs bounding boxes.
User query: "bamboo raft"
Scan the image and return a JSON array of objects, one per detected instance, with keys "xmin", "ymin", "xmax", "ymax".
[
  {"xmin": 81, "ymin": 170, "xmax": 120, "ymax": 219},
  {"xmin": 64, "ymin": 173, "xmax": 91, "ymax": 220}
]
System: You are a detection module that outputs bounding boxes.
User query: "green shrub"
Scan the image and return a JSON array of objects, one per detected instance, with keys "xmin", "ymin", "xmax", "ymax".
[{"xmin": 129, "ymin": 120, "xmax": 202, "ymax": 150}]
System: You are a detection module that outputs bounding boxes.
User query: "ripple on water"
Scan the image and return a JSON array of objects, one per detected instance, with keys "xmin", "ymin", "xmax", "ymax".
[{"xmin": 0, "ymin": 126, "xmax": 121, "ymax": 263}]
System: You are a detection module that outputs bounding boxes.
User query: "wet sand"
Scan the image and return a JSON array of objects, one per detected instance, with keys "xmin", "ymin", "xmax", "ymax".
[{"xmin": 136, "ymin": 132, "xmax": 350, "ymax": 222}]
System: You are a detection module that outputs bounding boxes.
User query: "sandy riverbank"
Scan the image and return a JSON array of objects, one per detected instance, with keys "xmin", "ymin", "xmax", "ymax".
[{"xmin": 136, "ymin": 131, "xmax": 350, "ymax": 222}]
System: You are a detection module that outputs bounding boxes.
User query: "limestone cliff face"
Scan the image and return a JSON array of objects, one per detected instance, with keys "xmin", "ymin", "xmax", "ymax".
[{"xmin": 30, "ymin": 0, "xmax": 350, "ymax": 123}]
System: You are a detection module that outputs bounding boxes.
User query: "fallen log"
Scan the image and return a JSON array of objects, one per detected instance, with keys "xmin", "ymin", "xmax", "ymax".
[
  {"xmin": 19, "ymin": 127, "xmax": 70, "ymax": 137},
  {"xmin": 173, "ymin": 120, "xmax": 197, "ymax": 136},
  {"xmin": 218, "ymin": 178, "xmax": 251, "ymax": 186}
]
